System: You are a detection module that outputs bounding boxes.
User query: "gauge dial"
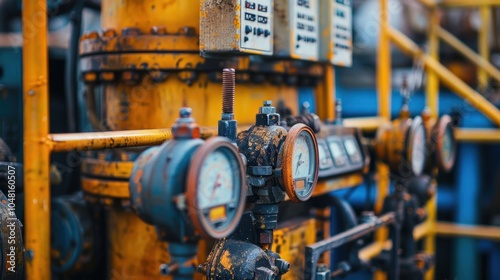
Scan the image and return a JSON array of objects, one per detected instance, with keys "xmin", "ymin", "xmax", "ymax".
[
  {"xmin": 317, "ymin": 141, "xmax": 333, "ymax": 170},
  {"xmin": 187, "ymin": 137, "xmax": 246, "ymax": 239},
  {"xmin": 407, "ymin": 116, "xmax": 427, "ymax": 176},
  {"xmin": 434, "ymin": 115, "xmax": 456, "ymax": 172},
  {"xmin": 280, "ymin": 124, "xmax": 319, "ymax": 203}
]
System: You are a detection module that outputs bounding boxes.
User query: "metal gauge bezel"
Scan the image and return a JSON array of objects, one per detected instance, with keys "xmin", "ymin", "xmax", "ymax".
[
  {"xmin": 406, "ymin": 116, "xmax": 427, "ymax": 176},
  {"xmin": 186, "ymin": 137, "xmax": 246, "ymax": 239},
  {"xmin": 280, "ymin": 124, "xmax": 319, "ymax": 203},
  {"xmin": 433, "ymin": 115, "xmax": 456, "ymax": 172}
]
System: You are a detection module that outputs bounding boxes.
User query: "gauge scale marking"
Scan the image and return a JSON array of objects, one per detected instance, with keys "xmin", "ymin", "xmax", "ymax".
[{"xmin": 187, "ymin": 137, "xmax": 246, "ymax": 239}]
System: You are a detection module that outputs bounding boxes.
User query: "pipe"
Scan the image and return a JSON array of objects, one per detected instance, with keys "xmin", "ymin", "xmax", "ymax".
[
  {"xmin": 64, "ymin": 0, "xmax": 85, "ymax": 132},
  {"xmin": 436, "ymin": 26, "xmax": 500, "ymax": 85},
  {"xmin": 23, "ymin": 0, "xmax": 51, "ymax": 279},
  {"xmin": 387, "ymin": 26, "xmax": 500, "ymax": 126},
  {"xmin": 304, "ymin": 212, "xmax": 396, "ymax": 280},
  {"xmin": 47, "ymin": 127, "xmax": 219, "ymax": 152}
]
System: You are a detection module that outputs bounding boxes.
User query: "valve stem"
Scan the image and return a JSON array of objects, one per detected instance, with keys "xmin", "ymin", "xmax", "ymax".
[
  {"xmin": 219, "ymin": 68, "xmax": 238, "ymax": 142},
  {"xmin": 222, "ymin": 68, "xmax": 235, "ymax": 118}
]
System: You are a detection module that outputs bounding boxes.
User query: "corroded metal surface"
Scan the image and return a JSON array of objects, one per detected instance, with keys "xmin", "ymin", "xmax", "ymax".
[{"xmin": 237, "ymin": 125, "xmax": 287, "ymax": 168}]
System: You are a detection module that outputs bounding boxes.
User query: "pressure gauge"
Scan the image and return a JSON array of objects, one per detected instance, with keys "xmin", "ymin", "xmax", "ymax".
[
  {"xmin": 407, "ymin": 116, "xmax": 427, "ymax": 176},
  {"xmin": 186, "ymin": 137, "xmax": 246, "ymax": 239},
  {"xmin": 280, "ymin": 124, "xmax": 319, "ymax": 203},
  {"xmin": 433, "ymin": 115, "xmax": 456, "ymax": 172}
]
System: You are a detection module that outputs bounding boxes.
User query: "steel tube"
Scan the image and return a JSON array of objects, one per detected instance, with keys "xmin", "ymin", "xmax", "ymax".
[
  {"xmin": 304, "ymin": 212, "xmax": 396, "ymax": 280},
  {"xmin": 436, "ymin": 26, "xmax": 500, "ymax": 84},
  {"xmin": 387, "ymin": 27, "xmax": 500, "ymax": 126},
  {"xmin": 48, "ymin": 127, "xmax": 219, "ymax": 152},
  {"xmin": 23, "ymin": 0, "xmax": 51, "ymax": 279}
]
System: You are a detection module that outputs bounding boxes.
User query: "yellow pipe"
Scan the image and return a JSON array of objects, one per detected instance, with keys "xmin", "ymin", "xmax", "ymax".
[
  {"xmin": 387, "ymin": 27, "xmax": 500, "ymax": 126},
  {"xmin": 427, "ymin": 9, "xmax": 440, "ymax": 118},
  {"xmin": 377, "ymin": 0, "xmax": 391, "ymax": 120},
  {"xmin": 455, "ymin": 128, "xmax": 500, "ymax": 142},
  {"xmin": 425, "ymin": 14, "xmax": 439, "ymax": 279},
  {"xmin": 438, "ymin": 0, "xmax": 500, "ymax": 7},
  {"xmin": 437, "ymin": 25, "xmax": 500, "ymax": 84},
  {"xmin": 478, "ymin": 6, "xmax": 492, "ymax": 90},
  {"xmin": 23, "ymin": 0, "xmax": 51, "ymax": 279},
  {"xmin": 375, "ymin": 1, "xmax": 391, "ymax": 278},
  {"xmin": 342, "ymin": 117, "xmax": 388, "ymax": 132},
  {"xmin": 436, "ymin": 222, "xmax": 500, "ymax": 240},
  {"xmin": 325, "ymin": 64, "xmax": 336, "ymax": 123}
]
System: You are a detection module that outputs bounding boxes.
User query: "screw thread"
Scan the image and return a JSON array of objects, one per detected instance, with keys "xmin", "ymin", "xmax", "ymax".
[{"xmin": 222, "ymin": 68, "xmax": 235, "ymax": 114}]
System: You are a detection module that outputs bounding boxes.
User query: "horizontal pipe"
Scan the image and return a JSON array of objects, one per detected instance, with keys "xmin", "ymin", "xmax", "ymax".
[
  {"xmin": 343, "ymin": 117, "xmax": 388, "ymax": 132},
  {"xmin": 456, "ymin": 128, "xmax": 500, "ymax": 143},
  {"xmin": 304, "ymin": 212, "xmax": 396, "ymax": 279},
  {"xmin": 436, "ymin": 222, "xmax": 500, "ymax": 241},
  {"xmin": 47, "ymin": 127, "xmax": 218, "ymax": 152},
  {"xmin": 418, "ymin": 0, "xmax": 500, "ymax": 7},
  {"xmin": 437, "ymin": 26, "xmax": 500, "ymax": 83},
  {"xmin": 387, "ymin": 27, "xmax": 500, "ymax": 126}
]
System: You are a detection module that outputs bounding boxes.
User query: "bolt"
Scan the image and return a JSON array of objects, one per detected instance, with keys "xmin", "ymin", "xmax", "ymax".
[
  {"xmin": 28, "ymin": 90, "xmax": 35, "ymax": 96},
  {"xmin": 25, "ymin": 249, "xmax": 34, "ymax": 261},
  {"xmin": 101, "ymin": 28, "xmax": 117, "ymax": 38},
  {"xmin": 179, "ymin": 107, "xmax": 192, "ymax": 118},
  {"xmin": 275, "ymin": 259, "xmax": 290, "ymax": 274},
  {"xmin": 222, "ymin": 68, "xmax": 235, "ymax": 115},
  {"xmin": 264, "ymin": 100, "xmax": 272, "ymax": 106},
  {"xmin": 150, "ymin": 26, "xmax": 167, "ymax": 35}
]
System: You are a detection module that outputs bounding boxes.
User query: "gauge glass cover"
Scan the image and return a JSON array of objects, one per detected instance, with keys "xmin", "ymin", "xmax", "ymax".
[
  {"xmin": 281, "ymin": 124, "xmax": 319, "ymax": 203},
  {"xmin": 409, "ymin": 121, "xmax": 426, "ymax": 175},
  {"xmin": 187, "ymin": 137, "xmax": 246, "ymax": 239}
]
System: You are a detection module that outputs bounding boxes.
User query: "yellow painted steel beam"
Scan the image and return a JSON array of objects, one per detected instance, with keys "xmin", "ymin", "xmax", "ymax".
[
  {"xmin": 387, "ymin": 27, "xmax": 500, "ymax": 126},
  {"xmin": 47, "ymin": 127, "xmax": 219, "ymax": 153},
  {"xmin": 343, "ymin": 117, "xmax": 388, "ymax": 132},
  {"xmin": 436, "ymin": 222, "xmax": 500, "ymax": 240},
  {"xmin": 478, "ymin": 6, "xmax": 492, "ymax": 90},
  {"xmin": 437, "ymin": 25, "xmax": 500, "ymax": 84},
  {"xmin": 455, "ymin": 128, "xmax": 500, "ymax": 142},
  {"xmin": 359, "ymin": 240, "xmax": 391, "ymax": 261},
  {"xmin": 23, "ymin": 0, "xmax": 51, "ymax": 279}
]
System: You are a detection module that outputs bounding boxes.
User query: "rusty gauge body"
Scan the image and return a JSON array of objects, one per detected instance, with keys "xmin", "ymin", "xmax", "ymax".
[
  {"xmin": 187, "ymin": 137, "xmax": 246, "ymax": 239},
  {"xmin": 432, "ymin": 115, "xmax": 456, "ymax": 172},
  {"xmin": 279, "ymin": 124, "xmax": 319, "ymax": 203}
]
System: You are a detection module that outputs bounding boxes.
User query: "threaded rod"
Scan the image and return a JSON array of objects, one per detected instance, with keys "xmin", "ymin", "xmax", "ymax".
[{"xmin": 222, "ymin": 68, "xmax": 235, "ymax": 115}]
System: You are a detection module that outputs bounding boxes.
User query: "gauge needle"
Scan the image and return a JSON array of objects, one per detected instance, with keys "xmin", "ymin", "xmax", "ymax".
[
  {"xmin": 210, "ymin": 174, "xmax": 221, "ymax": 199},
  {"xmin": 295, "ymin": 153, "xmax": 303, "ymax": 175}
]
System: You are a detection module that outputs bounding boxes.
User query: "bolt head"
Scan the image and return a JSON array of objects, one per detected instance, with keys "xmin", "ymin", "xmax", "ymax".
[
  {"xmin": 264, "ymin": 100, "xmax": 272, "ymax": 106},
  {"xmin": 179, "ymin": 107, "xmax": 192, "ymax": 118}
]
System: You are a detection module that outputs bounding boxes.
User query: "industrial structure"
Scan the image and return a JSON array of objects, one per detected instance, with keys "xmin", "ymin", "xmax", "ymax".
[{"xmin": 0, "ymin": 0, "xmax": 499, "ymax": 279}]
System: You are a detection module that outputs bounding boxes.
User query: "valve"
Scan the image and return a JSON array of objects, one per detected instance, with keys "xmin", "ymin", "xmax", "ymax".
[{"xmin": 130, "ymin": 99, "xmax": 247, "ymax": 279}]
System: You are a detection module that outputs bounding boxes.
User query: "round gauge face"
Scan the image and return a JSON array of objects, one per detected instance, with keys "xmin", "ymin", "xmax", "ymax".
[
  {"xmin": 187, "ymin": 137, "xmax": 246, "ymax": 239},
  {"xmin": 281, "ymin": 124, "xmax": 319, "ymax": 203},
  {"xmin": 408, "ymin": 118, "xmax": 427, "ymax": 176},
  {"xmin": 435, "ymin": 115, "xmax": 456, "ymax": 172}
]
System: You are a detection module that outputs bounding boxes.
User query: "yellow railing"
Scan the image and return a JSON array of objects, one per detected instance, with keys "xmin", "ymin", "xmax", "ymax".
[{"xmin": 375, "ymin": 0, "xmax": 500, "ymax": 279}]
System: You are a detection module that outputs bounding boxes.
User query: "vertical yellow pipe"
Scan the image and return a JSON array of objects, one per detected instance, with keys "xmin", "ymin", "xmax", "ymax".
[
  {"xmin": 325, "ymin": 64, "xmax": 336, "ymax": 122},
  {"xmin": 23, "ymin": 0, "xmax": 51, "ymax": 279},
  {"xmin": 478, "ymin": 6, "xmax": 491, "ymax": 91},
  {"xmin": 427, "ymin": 9, "xmax": 440, "ymax": 119},
  {"xmin": 375, "ymin": 1, "xmax": 390, "ymax": 279},
  {"xmin": 425, "ymin": 9, "xmax": 440, "ymax": 280},
  {"xmin": 377, "ymin": 0, "xmax": 391, "ymax": 120}
]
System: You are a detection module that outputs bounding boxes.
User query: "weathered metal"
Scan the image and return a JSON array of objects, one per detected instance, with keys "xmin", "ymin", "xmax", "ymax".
[
  {"xmin": 22, "ymin": 0, "xmax": 51, "ymax": 278},
  {"xmin": 304, "ymin": 212, "xmax": 396, "ymax": 280}
]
